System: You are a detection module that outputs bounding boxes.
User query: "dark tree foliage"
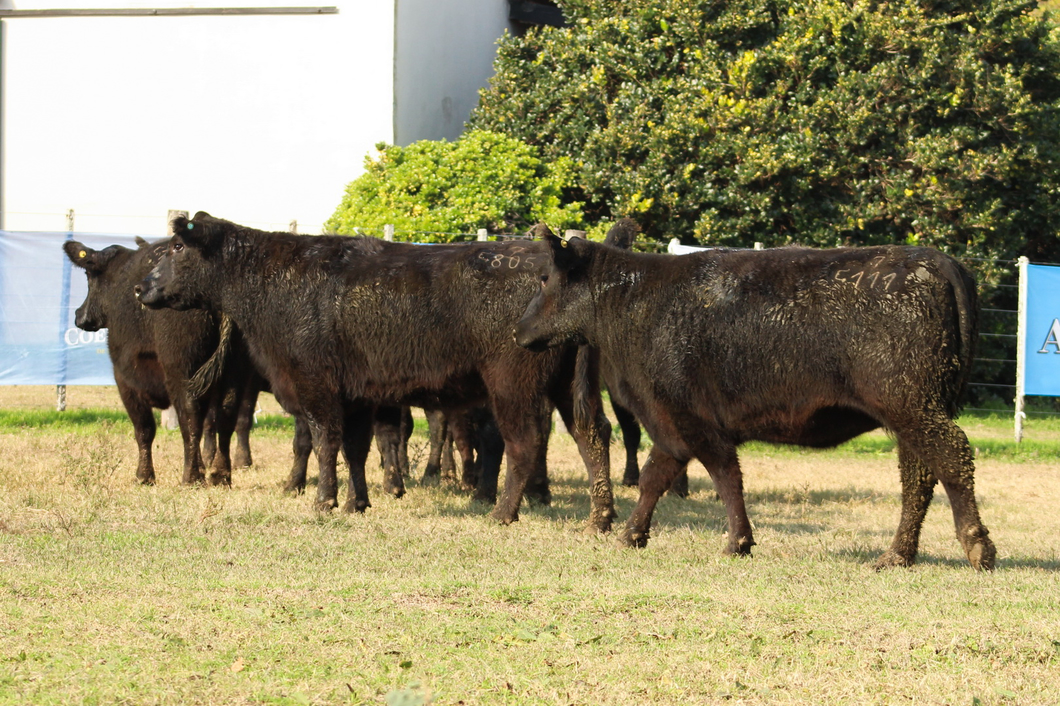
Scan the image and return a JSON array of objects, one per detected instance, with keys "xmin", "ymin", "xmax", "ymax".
[
  {"xmin": 472, "ymin": 0, "xmax": 1060, "ymax": 406},
  {"xmin": 472, "ymin": 0, "xmax": 1060, "ymax": 265}
]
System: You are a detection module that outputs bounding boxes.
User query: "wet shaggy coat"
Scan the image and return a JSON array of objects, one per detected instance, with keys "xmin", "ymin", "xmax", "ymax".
[
  {"xmin": 137, "ymin": 213, "xmax": 614, "ymax": 529},
  {"xmin": 63, "ymin": 239, "xmax": 254, "ymax": 486},
  {"xmin": 515, "ymin": 235, "xmax": 995, "ymax": 570}
]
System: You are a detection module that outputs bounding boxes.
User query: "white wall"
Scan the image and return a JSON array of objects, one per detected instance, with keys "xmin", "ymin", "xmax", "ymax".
[
  {"xmin": 393, "ymin": 0, "xmax": 511, "ymax": 145},
  {"xmin": 3, "ymin": 0, "xmax": 395, "ymax": 235}
]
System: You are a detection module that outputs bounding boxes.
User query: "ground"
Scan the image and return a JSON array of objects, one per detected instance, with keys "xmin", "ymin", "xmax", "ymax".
[{"xmin": 1, "ymin": 386, "xmax": 1058, "ymax": 705}]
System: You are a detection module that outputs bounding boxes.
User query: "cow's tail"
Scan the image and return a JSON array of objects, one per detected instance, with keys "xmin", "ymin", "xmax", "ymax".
[
  {"xmin": 937, "ymin": 254, "xmax": 980, "ymax": 418},
  {"xmin": 187, "ymin": 313, "xmax": 235, "ymax": 400}
]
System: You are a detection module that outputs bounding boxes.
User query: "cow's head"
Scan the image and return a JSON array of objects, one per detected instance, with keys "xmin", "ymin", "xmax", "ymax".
[
  {"xmin": 63, "ymin": 241, "xmax": 129, "ymax": 331},
  {"xmin": 514, "ymin": 226, "xmax": 596, "ymax": 351},
  {"xmin": 135, "ymin": 211, "xmax": 225, "ymax": 311}
]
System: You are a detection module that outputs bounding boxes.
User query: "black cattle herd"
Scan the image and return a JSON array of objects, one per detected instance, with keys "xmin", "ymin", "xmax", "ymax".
[{"xmin": 63, "ymin": 212, "xmax": 994, "ymax": 570}]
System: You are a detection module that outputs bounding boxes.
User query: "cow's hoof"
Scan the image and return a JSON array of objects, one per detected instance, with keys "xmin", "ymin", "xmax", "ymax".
[
  {"xmin": 967, "ymin": 540, "xmax": 996, "ymax": 571},
  {"xmin": 621, "ymin": 471, "xmax": 639, "ymax": 487},
  {"xmin": 723, "ymin": 536, "xmax": 754, "ymax": 557},
  {"xmin": 873, "ymin": 550, "xmax": 914, "ymax": 571},
  {"xmin": 183, "ymin": 472, "xmax": 206, "ymax": 486},
  {"xmin": 420, "ymin": 473, "xmax": 440, "ymax": 487},
  {"xmin": 208, "ymin": 473, "xmax": 231, "ymax": 487},
  {"xmin": 384, "ymin": 483, "xmax": 405, "ymax": 499},
  {"xmin": 282, "ymin": 480, "xmax": 306, "ymax": 495},
  {"xmin": 584, "ymin": 516, "xmax": 613, "ymax": 535},
  {"xmin": 618, "ymin": 529, "xmax": 649, "ymax": 548},
  {"xmin": 313, "ymin": 498, "xmax": 337, "ymax": 512},
  {"xmin": 233, "ymin": 450, "xmax": 252, "ymax": 469},
  {"xmin": 342, "ymin": 499, "xmax": 370, "ymax": 514},
  {"xmin": 490, "ymin": 508, "xmax": 518, "ymax": 526},
  {"xmin": 137, "ymin": 473, "xmax": 156, "ymax": 486}
]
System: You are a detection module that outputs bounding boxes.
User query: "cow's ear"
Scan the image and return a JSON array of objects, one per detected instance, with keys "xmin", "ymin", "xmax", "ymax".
[
  {"xmin": 134, "ymin": 236, "xmax": 149, "ymax": 248},
  {"xmin": 64, "ymin": 241, "xmax": 102, "ymax": 274},
  {"xmin": 173, "ymin": 212, "xmax": 218, "ymax": 249}
]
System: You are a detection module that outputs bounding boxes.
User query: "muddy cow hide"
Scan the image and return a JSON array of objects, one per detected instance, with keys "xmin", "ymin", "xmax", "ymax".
[
  {"xmin": 64, "ymin": 238, "xmax": 255, "ymax": 485},
  {"xmin": 136, "ymin": 212, "xmax": 614, "ymax": 531},
  {"xmin": 515, "ymin": 233, "xmax": 995, "ymax": 570}
]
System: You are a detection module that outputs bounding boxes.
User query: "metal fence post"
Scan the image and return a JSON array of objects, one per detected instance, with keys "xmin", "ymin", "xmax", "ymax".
[
  {"xmin": 57, "ymin": 209, "xmax": 74, "ymax": 411},
  {"xmin": 1015, "ymin": 256, "xmax": 1029, "ymax": 443}
]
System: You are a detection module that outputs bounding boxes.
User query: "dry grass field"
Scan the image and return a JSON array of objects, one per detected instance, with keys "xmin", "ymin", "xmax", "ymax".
[{"xmin": 1, "ymin": 386, "xmax": 1059, "ymax": 705}]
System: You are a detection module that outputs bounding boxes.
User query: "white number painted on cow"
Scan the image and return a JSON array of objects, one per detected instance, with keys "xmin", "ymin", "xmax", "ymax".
[
  {"xmin": 475, "ymin": 248, "xmax": 539, "ymax": 272},
  {"xmin": 834, "ymin": 262, "xmax": 901, "ymax": 292}
]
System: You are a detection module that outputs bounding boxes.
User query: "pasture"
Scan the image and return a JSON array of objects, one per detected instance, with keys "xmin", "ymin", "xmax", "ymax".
[{"xmin": 1, "ymin": 386, "xmax": 1059, "ymax": 705}]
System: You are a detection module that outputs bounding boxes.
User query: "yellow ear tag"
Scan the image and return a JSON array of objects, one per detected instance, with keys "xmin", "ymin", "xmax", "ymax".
[
  {"xmin": 79, "ymin": 250, "xmax": 87, "ymax": 259},
  {"xmin": 560, "ymin": 239, "xmax": 568, "ymax": 248}
]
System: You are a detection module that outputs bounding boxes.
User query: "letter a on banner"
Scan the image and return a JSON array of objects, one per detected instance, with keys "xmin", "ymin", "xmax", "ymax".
[{"xmin": 1016, "ymin": 258, "xmax": 1060, "ymax": 441}]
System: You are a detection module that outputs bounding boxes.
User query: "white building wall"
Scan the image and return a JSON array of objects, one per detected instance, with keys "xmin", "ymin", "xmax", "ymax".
[
  {"xmin": 393, "ymin": 0, "xmax": 511, "ymax": 145},
  {"xmin": 3, "ymin": 0, "xmax": 396, "ymax": 235}
]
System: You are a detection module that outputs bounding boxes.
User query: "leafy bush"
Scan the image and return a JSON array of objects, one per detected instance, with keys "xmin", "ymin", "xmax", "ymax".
[
  {"xmin": 326, "ymin": 130, "xmax": 585, "ymax": 241},
  {"xmin": 472, "ymin": 0, "xmax": 1060, "ymax": 265}
]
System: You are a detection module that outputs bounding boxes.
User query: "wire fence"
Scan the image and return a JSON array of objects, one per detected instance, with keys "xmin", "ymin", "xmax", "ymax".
[{"xmin": 1, "ymin": 214, "xmax": 1055, "ymax": 419}]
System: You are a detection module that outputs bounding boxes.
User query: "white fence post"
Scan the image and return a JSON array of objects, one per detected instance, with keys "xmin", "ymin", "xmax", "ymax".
[
  {"xmin": 1015, "ymin": 256, "xmax": 1029, "ymax": 443},
  {"xmin": 289, "ymin": 220, "xmax": 298, "ymax": 234},
  {"xmin": 477, "ymin": 228, "xmax": 488, "ymax": 242},
  {"xmin": 57, "ymin": 209, "xmax": 74, "ymax": 411},
  {"xmin": 384, "ymin": 224, "xmax": 395, "ymax": 242}
]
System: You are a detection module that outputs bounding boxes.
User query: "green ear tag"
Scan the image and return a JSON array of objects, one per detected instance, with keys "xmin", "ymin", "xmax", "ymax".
[
  {"xmin": 78, "ymin": 250, "xmax": 87, "ymax": 259},
  {"xmin": 187, "ymin": 223, "xmax": 195, "ymax": 230}
]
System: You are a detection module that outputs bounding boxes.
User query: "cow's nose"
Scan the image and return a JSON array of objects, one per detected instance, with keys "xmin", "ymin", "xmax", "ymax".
[{"xmin": 133, "ymin": 284, "xmax": 143, "ymax": 299}]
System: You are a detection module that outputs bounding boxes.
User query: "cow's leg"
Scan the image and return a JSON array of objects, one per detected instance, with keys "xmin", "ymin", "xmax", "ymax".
[
  {"xmin": 341, "ymin": 405, "xmax": 374, "ymax": 514},
  {"xmin": 232, "ymin": 374, "xmax": 261, "ymax": 469},
  {"xmin": 620, "ymin": 446, "xmax": 690, "ymax": 547},
  {"xmin": 666, "ymin": 468, "xmax": 690, "ymax": 498},
  {"xmin": 206, "ymin": 387, "xmax": 239, "ymax": 487},
  {"xmin": 373, "ymin": 405, "xmax": 407, "ymax": 499},
  {"xmin": 398, "ymin": 406, "xmax": 413, "ymax": 478},
  {"xmin": 283, "ymin": 414, "xmax": 313, "ymax": 494},
  {"xmin": 555, "ymin": 397, "xmax": 615, "ymax": 533},
  {"xmin": 201, "ymin": 405, "xmax": 218, "ymax": 468},
  {"xmin": 440, "ymin": 422, "xmax": 456, "ymax": 482},
  {"xmin": 449, "ymin": 410, "xmax": 481, "ymax": 491},
  {"xmin": 172, "ymin": 394, "xmax": 207, "ymax": 486},
  {"xmin": 488, "ymin": 396, "xmax": 550, "ymax": 525},
  {"xmin": 306, "ymin": 410, "xmax": 342, "ymax": 511},
  {"xmin": 874, "ymin": 444, "xmax": 936, "ymax": 570},
  {"xmin": 696, "ymin": 445, "xmax": 754, "ymax": 556},
  {"xmin": 116, "ymin": 381, "xmax": 157, "ymax": 485},
  {"xmin": 612, "ymin": 400, "xmax": 642, "ymax": 487},
  {"xmin": 422, "ymin": 409, "xmax": 447, "ymax": 484},
  {"xmin": 890, "ymin": 419, "xmax": 995, "ymax": 570},
  {"xmin": 470, "ymin": 410, "xmax": 505, "ymax": 504},
  {"xmin": 523, "ymin": 421, "xmax": 552, "ymax": 507}
]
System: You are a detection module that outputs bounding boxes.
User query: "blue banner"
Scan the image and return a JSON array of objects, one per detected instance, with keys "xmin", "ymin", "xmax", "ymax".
[
  {"xmin": 0, "ymin": 231, "xmax": 146, "ymax": 385},
  {"xmin": 1023, "ymin": 263, "xmax": 1060, "ymax": 396}
]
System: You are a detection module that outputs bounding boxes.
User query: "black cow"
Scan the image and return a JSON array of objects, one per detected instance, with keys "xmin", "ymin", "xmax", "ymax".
[
  {"xmin": 135, "ymin": 213, "xmax": 615, "ymax": 532},
  {"xmin": 64, "ymin": 239, "xmax": 249, "ymax": 485},
  {"xmin": 598, "ymin": 218, "xmax": 689, "ymax": 496},
  {"xmin": 515, "ymin": 233, "xmax": 995, "ymax": 570}
]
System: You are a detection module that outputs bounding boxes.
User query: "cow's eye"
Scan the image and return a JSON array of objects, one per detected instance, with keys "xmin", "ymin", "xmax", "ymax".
[
  {"xmin": 540, "ymin": 274, "xmax": 549, "ymax": 288},
  {"xmin": 173, "ymin": 242, "xmax": 184, "ymax": 253}
]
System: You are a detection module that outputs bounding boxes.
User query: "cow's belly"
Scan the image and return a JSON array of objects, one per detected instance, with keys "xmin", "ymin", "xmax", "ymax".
[{"xmin": 738, "ymin": 405, "xmax": 881, "ymax": 448}]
